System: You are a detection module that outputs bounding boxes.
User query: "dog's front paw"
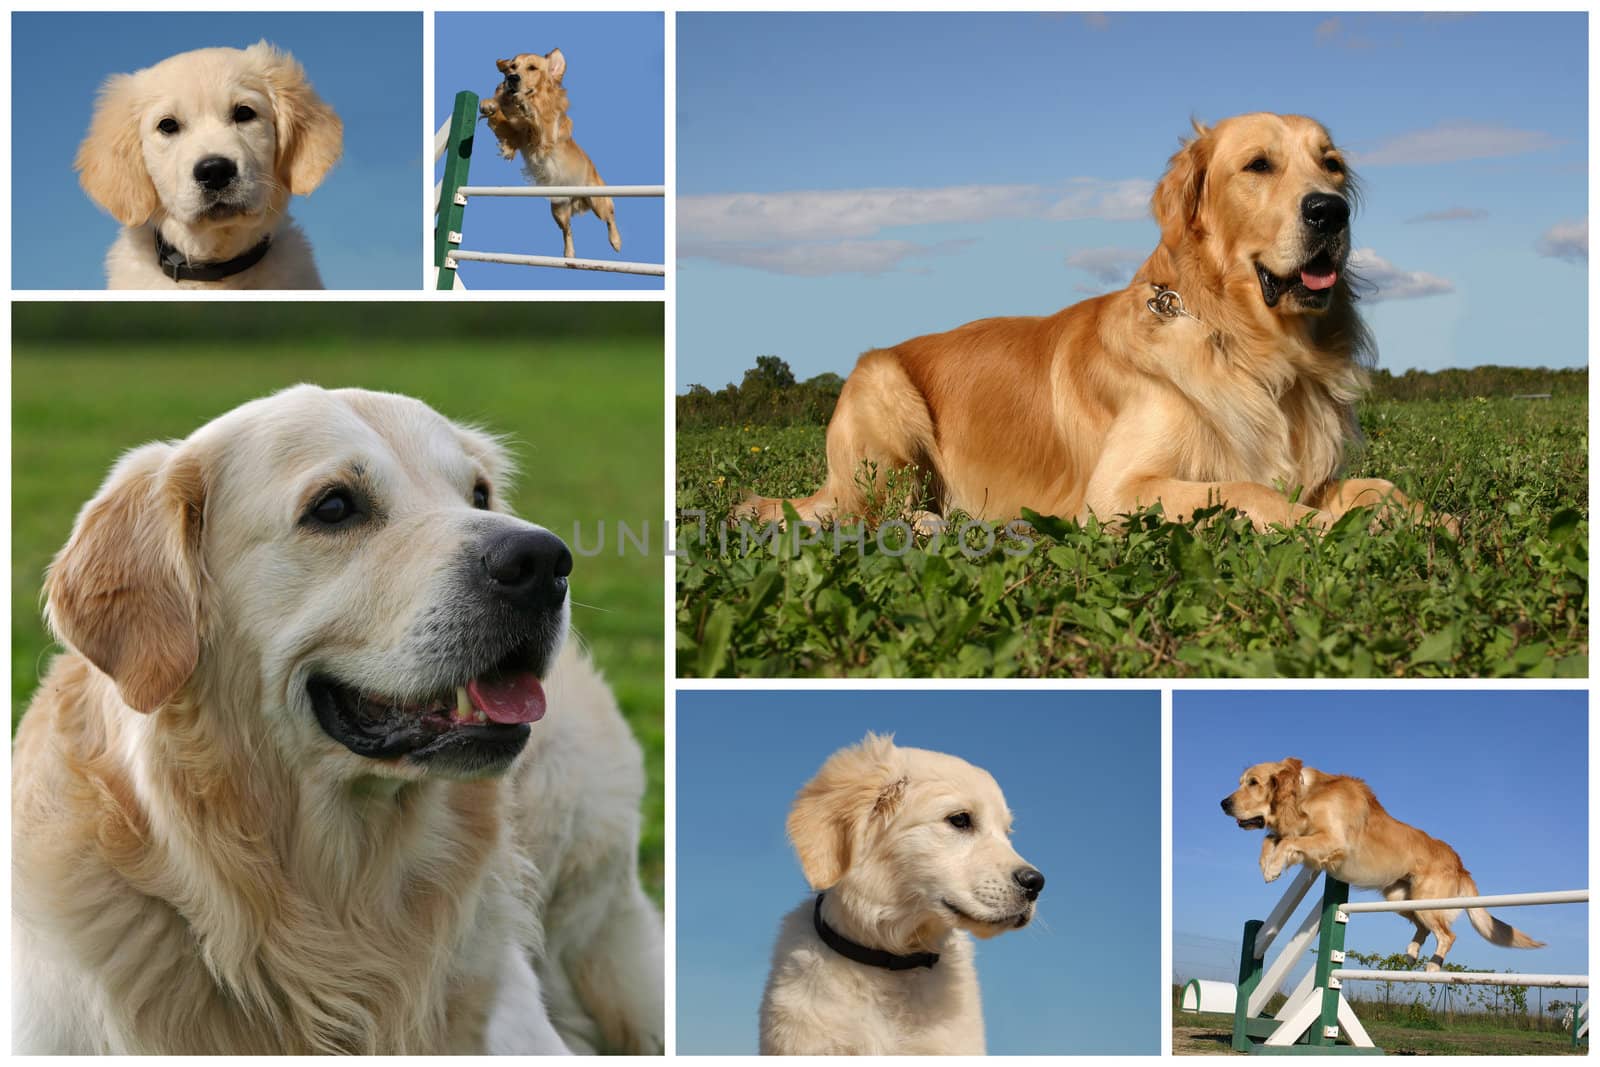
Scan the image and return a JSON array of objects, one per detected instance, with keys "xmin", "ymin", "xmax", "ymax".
[{"xmin": 1260, "ymin": 858, "xmax": 1286, "ymax": 883}]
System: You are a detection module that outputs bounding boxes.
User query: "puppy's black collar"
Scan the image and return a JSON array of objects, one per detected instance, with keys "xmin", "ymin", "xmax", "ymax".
[
  {"xmin": 813, "ymin": 893, "xmax": 939, "ymax": 971},
  {"xmin": 155, "ymin": 230, "xmax": 272, "ymax": 282}
]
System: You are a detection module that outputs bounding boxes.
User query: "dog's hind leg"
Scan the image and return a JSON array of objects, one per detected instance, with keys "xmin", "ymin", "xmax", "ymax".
[
  {"xmin": 1384, "ymin": 882, "xmax": 1431, "ymax": 959},
  {"xmin": 591, "ymin": 195, "xmax": 622, "ymax": 252},
  {"xmin": 551, "ymin": 199, "xmax": 576, "ymax": 259}
]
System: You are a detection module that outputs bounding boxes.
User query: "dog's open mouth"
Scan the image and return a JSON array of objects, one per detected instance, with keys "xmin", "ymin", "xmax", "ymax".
[
  {"xmin": 1236, "ymin": 816, "xmax": 1267, "ymax": 830},
  {"xmin": 309, "ymin": 646, "xmax": 548, "ymax": 769},
  {"xmin": 1256, "ymin": 250, "xmax": 1340, "ymax": 310}
]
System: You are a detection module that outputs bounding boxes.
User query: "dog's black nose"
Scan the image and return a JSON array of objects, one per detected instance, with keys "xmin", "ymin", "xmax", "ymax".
[
  {"xmin": 1013, "ymin": 867, "xmax": 1045, "ymax": 900},
  {"xmin": 193, "ymin": 156, "xmax": 238, "ymax": 192},
  {"xmin": 1301, "ymin": 193, "xmax": 1350, "ymax": 234},
  {"xmin": 1221, "ymin": 797, "xmax": 1234, "ymax": 814},
  {"xmin": 504, "ymin": 72, "xmax": 520, "ymax": 87},
  {"xmin": 481, "ymin": 528, "xmax": 572, "ymax": 611}
]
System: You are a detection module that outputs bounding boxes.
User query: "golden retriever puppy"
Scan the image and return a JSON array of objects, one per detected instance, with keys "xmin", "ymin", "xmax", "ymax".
[
  {"xmin": 480, "ymin": 49, "xmax": 622, "ymax": 259},
  {"xmin": 1222, "ymin": 758, "xmax": 1543, "ymax": 970},
  {"xmin": 760, "ymin": 734, "xmax": 1044, "ymax": 1054},
  {"xmin": 742, "ymin": 113, "xmax": 1438, "ymax": 533},
  {"xmin": 12, "ymin": 386, "xmax": 663, "ymax": 1054},
  {"xmin": 75, "ymin": 42, "xmax": 342, "ymax": 289}
]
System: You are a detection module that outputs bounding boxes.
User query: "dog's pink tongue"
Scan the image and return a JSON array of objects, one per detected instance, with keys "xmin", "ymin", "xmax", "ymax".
[
  {"xmin": 466, "ymin": 674, "xmax": 547, "ymax": 725},
  {"xmin": 1301, "ymin": 266, "xmax": 1338, "ymax": 291}
]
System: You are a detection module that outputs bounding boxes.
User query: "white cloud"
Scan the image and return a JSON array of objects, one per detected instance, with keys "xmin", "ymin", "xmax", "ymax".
[
  {"xmin": 1348, "ymin": 248, "xmax": 1454, "ymax": 302},
  {"xmin": 1065, "ymin": 246, "xmax": 1146, "ymax": 286},
  {"xmin": 678, "ymin": 179, "xmax": 1152, "ymax": 245},
  {"xmin": 1351, "ymin": 121, "xmax": 1562, "ymax": 166},
  {"xmin": 1535, "ymin": 218, "xmax": 1587, "ymax": 263},
  {"xmin": 679, "ymin": 238, "xmax": 973, "ymax": 277},
  {"xmin": 1405, "ymin": 207, "xmax": 1488, "ymax": 224}
]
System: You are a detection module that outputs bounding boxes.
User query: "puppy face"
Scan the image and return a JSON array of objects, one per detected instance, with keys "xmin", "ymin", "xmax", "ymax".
[
  {"xmin": 76, "ymin": 41, "xmax": 342, "ymax": 229},
  {"xmin": 1153, "ymin": 113, "xmax": 1354, "ymax": 315},
  {"xmin": 788, "ymin": 734, "xmax": 1044, "ymax": 939},
  {"xmin": 1220, "ymin": 757, "xmax": 1304, "ymax": 831},
  {"xmin": 45, "ymin": 386, "xmax": 568, "ymax": 783},
  {"xmin": 496, "ymin": 48, "xmax": 566, "ymax": 100}
]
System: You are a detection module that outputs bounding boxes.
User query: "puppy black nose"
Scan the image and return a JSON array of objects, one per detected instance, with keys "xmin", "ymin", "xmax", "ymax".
[
  {"xmin": 1013, "ymin": 867, "xmax": 1045, "ymax": 900},
  {"xmin": 481, "ymin": 528, "xmax": 572, "ymax": 611},
  {"xmin": 193, "ymin": 156, "xmax": 238, "ymax": 192},
  {"xmin": 1301, "ymin": 193, "xmax": 1350, "ymax": 234}
]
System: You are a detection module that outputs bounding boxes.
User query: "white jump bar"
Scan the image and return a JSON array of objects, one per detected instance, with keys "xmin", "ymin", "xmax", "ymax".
[
  {"xmin": 447, "ymin": 250, "xmax": 665, "ymax": 276},
  {"xmin": 1342, "ymin": 890, "xmax": 1588, "ymax": 915},
  {"xmin": 456, "ymin": 185, "xmax": 664, "ymax": 199},
  {"xmin": 1332, "ymin": 970, "xmax": 1588, "ymax": 988}
]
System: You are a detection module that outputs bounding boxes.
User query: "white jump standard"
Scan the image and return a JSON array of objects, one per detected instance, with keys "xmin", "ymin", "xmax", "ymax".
[{"xmin": 1218, "ymin": 869, "xmax": 1588, "ymax": 1054}]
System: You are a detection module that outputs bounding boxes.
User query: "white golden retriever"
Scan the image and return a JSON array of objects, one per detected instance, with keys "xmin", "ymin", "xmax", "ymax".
[
  {"xmin": 75, "ymin": 42, "xmax": 342, "ymax": 289},
  {"xmin": 12, "ymin": 386, "xmax": 663, "ymax": 1054},
  {"xmin": 760, "ymin": 734, "xmax": 1044, "ymax": 1055}
]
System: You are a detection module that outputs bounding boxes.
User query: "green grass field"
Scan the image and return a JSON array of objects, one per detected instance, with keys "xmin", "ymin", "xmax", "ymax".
[
  {"xmin": 13, "ymin": 337, "xmax": 664, "ymax": 900},
  {"xmin": 677, "ymin": 396, "xmax": 1587, "ymax": 677},
  {"xmin": 1173, "ymin": 1011, "xmax": 1585, "ymax": 1056}
]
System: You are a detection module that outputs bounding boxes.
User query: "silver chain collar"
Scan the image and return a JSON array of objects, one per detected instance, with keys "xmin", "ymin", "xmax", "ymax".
[{"xmin": 1146, "ymin": 283, "xmax": 1206, "ymax": 327}]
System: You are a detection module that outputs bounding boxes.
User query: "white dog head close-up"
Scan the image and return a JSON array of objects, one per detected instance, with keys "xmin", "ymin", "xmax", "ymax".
[
  {"xmin": 75, "ymin": 42, "xmax": 342, "ymax": 288},
  {"xmin": 46, "ymin": 384, "xmax": 569, "ymax": 784}
]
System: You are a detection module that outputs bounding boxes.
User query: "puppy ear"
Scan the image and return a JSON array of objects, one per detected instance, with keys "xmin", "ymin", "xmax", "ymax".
[
  {"xmin": 1151, "ymin": 121, "xmax": 1211, "ymax": 251},
  {"xmin": 45, "ymin": 442, "xmax": 206, "ymax": 714},
  {"xmin": 496, "ymin": 57, "xmax": 513, "ymax": 74},
  {"xmin": 787, "ymin": 733, "xmax": 899, "ymax": 889},
  {"xmin": 1268, "ymin": 758, "xmax": 1303, "ymax": 815},
  {"xmin": 545, "ymin": 48, "xmax": 566, "ymax": 81},
  {"xmin": 75, "ymin": 72, "xmax": 159, "ymax": 227},
  {"xmin": 250, "ymin": 41, "xmax": 343, "ymax": 196}
]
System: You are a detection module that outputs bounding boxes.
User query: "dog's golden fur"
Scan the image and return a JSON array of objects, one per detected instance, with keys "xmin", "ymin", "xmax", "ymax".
[
  {"xmin": 480, "ymin": 49, "xmax": 621, "ymax": 259},
  {"xmin": 12, "ymin": 387, "xmax": 663, "ymax": 1053},
  {"xmin": 1222, "ymin": 758, "xmax": 1544, "ymax": 969},
  {"xmin": 742, "ymin": 113, "xmax": 1436, "ymax": 532}
]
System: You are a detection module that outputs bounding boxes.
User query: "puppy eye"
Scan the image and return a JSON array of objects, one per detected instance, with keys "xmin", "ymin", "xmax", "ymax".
[
  {"xmin": 946, "ymin": 812, "xmax": 973, "ymax": 830},
  {"xmin": 1244, "ymin": 157, "xmax": 1272, "ymax": 174},
  {"xmin": 232, "ymin": 105, "xmax": 257, "ymax": 123},
  {"xmin": 157, "ymin": 117, "xmax": 181, "ymax": 136},
  {"xmin": 472, "ymin": 482, "xmax": 491, "ymax": 510},
  {"xmin": 1323, "ymin": 157, "xmax": 1344, "ymax": 174},
  {"xmin": 306, "ymin": 489, "xmax": 362, "ymax": 528}
]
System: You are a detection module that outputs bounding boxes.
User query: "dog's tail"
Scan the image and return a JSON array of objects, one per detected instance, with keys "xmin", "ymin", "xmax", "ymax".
[{"xmin": 1462, "ymin": 872, "xmax": 1545, "ymax": 949}]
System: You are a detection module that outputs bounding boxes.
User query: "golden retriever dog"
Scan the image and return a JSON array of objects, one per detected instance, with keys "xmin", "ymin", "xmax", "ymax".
[
  {"xmin": 76, "ymin": 42, "xmax": 342, "ymax": 289},
  {"xmin": 480, "ymin": 49, "xmax": 622, "ymax": 259},
  {"xmin": 760, "ymin": 734, "xmax": 1044, "ymax": 1055},
  {"xmin": 12, "ymin": 386, "xmax": 663, "ymax": 1054},
  {"xmin": 1222, "ymin": 758, "xmax": 1543, "ymax": 970},
  {"xmin": 742, "ymin": 113, "xmax": 1437, "ymax": 533}
]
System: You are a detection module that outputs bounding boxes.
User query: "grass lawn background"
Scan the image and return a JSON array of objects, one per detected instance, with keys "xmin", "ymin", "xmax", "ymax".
[{"xmin": 13, "ymin": 305, "xmax": 664, "ymax": 899}]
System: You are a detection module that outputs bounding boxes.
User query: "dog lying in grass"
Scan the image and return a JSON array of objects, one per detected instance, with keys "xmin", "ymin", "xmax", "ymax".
[{"xmin": 481, "ymin": 49, "xmax": 621, "ymax": 259}]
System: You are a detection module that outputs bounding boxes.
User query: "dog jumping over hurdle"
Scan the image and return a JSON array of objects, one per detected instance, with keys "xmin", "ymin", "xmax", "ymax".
[
  {"xmin": 480, "ymin": 48, "xmax": 621, "ymax": 260},
  {"xmin": 1222, "ymin": 758, "xmax": 1544, "ymax": 970}
]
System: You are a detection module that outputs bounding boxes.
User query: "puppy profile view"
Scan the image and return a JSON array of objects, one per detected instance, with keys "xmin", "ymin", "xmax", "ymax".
[
  {"xmin": 481, "ymin": 48, "xmax": 622, "ymax": 259},
  {"xmin": 760, "ymin": 734, "xmax": 1044, "ymax": 1055},
  {"xmin": 12, "ymin": 386, "xmax": 663, "ymax": 1053},
  {"xmin": 75, "ymin": 42, "xmax": 342, "ymax": 289},
  {"xmin": 1222, "ymin": 758, "xmax": 1544, "ymax": 970}
]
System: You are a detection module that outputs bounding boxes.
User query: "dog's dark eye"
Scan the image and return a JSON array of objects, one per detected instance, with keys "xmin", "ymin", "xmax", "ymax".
[
  {"xmin": 232, "ymin": 105, "xmax": 257, "ymax": 123},
  {"xmin": 1244, "ymin": 156, "xmax": 1272, "ymax": 174},
  {"xmin": 1248, "ymin": 778, "xmax": 1258, "ymax": 786},
  {"xmin": 1323, "ymin": 157, "xmax": 1344, "ymax": 174},
  {"xmin": 157, "ymin": 117, "xmax": 181, "ymax": 136},
  {"xmin": 472, "ymin": 482, "xmax": 491, "ymax": 510},
  {"xmin": 307, "ymin": 489, "xmax": 361, "ymax": 527},
  {"xmin": 946, "ymin": 812, "xmax": 973, "ymax": 831}
]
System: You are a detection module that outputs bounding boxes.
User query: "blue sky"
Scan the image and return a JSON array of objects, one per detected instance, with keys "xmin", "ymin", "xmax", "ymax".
[
  {"xmin": 13, "ymin": 12, "xmax": 420, "ymax": 290},
  {"xmin": 677, "ymin": 12, "xmax": 1587, "ymax": 390},
  {"xmin": 1173, "ymin": 691, "xmax": 1588, "ymax": 992},
  {"xmin": 435, "ymin": 13, "xmax": 663, "ymax": 291},
  {"xmin": 676, "ymin": 689, "xmax": 1160, "ymax": 1054}
]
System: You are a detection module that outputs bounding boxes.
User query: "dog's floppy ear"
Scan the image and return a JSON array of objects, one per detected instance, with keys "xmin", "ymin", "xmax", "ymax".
[
  {"xmin": 787, "ymin": 733, "xmax": 902, "ymax": 889},
  {"xmin": 1268, "ymin": 757, "xmax": 1304, "ymax": 814},
  {"xmin": 249, "ymin": 41, "xmax": 343, "ymax": 196},
  {"xmin": 545, "ymin": 48, "xmax": 566, "ymax": 81},
  {"xmin": 495, "ymin": 57, "xmax": 514, "ymax": 74},
  {"xmin": 46, "ymin": 442, "xmax": 207, "ymax": 714},
  {"xmin": 1151, "ymin": 119, "xmax": 1212, "ymax": 251},
  {"xmin": 75, "ymin": 72, "xmax": 160, "ymax": 227}
]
